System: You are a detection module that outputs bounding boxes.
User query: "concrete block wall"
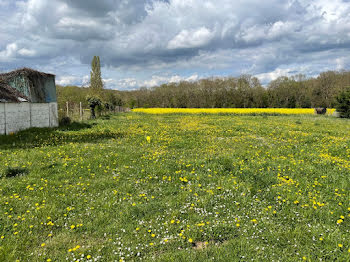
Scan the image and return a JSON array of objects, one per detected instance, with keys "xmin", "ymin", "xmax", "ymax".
[
  {"xmin": 0, "ymin": 104, "xmax": 5, "ymax": 135},
  {"xmin": 49, "ymin": 103, "xmax": 59, "ymax": 127},
  {"xmin": 5, "ymin": 103, "xmax": 31, "ymax": 134},
  {"xmin": 0, "ymin": 102, "xmax": 58, "ymax": 135},
  {"xmin": 31, "ymin": 103, "xmax": 50, "ymax": 128}
]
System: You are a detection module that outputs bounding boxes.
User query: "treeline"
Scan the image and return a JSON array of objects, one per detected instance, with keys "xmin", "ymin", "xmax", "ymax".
[
  {"xmin": 57, "ymin": 70, "xmax": 350, "ymax": 109},
  {"xmin": 125, "ymin": 71, "xmax": 350, "ymax": 108},
  {"xmin": 56, "ymin": 85, "xmax": 123, "ymax": 110}
]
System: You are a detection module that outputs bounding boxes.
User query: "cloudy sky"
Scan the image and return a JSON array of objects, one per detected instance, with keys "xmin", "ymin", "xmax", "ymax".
[{"xmin": 0, "ymin": 0, "xmax": 350, "ymax": 89}]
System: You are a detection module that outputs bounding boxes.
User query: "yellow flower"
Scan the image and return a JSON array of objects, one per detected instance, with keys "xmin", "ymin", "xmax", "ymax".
[
  {"xmin": 146, "ymin": 136, "xmax": 151, "ymax": 143},
  {"xmin": 41, "ymin": 243, "xmax": 46, "ymax": 247},
  {"xmin": 151, "ymin": 234, "xmax": 156, "ymax": 237},
  {"xmin": 70, "ymin": 225, "xmax": 75, "ymax": 229},
  {"xmin": 338, "ymin": 244, "xmax": 343, "ymax": 248},
  {"xmin": 87, "ymin": 255, "xmax": 91, "ymax": 259},
  {"xmin": 188, "ymin": 238, "xmax": 193, "ymax": 243}
]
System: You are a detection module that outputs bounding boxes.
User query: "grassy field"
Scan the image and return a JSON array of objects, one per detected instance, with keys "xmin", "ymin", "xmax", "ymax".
[
  {"xmin": 132, "ymin": 108, "xmax": 336, "ymax": 115},
  {"xmin": 0, "ymin": 113, "xmax": 349, "ymax": 261}
]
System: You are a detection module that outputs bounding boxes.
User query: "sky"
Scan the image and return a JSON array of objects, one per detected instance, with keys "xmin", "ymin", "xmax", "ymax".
[{"xmin": 0, "ymin": 0, "xmax": 350, "ymax": 90}]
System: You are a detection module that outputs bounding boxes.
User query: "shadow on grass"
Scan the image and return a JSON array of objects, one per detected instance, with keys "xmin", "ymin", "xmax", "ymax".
[
  {"xmin": 0, "ymin": 122, "xmax": 125, "ymax": 149},
  {"xmin": 58, "ymin": 122, "xmax": 95, "ymax": 131},
  {"xmin": 1, "ymin": 167, "xmax": 29, "ymax": 179}
]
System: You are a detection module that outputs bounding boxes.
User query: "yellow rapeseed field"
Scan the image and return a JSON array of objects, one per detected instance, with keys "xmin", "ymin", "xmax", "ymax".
[{"xmin": 133, "ymin": 108, "xmax": 336, "ymax": 115}]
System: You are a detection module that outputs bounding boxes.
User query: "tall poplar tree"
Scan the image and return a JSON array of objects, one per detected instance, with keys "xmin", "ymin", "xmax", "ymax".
[
  {"xmin": 90, "ymin": 56, "xmax": 103, "ymax": 91},
  {"xmin": 87, "ymin": 56, "xmax": 103, "ymax": 119}
]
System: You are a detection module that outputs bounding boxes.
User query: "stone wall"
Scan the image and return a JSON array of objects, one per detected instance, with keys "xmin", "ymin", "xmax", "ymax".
[{"xmin": 0, "ymin": 102, "xmax": 58, "ymax": 135}]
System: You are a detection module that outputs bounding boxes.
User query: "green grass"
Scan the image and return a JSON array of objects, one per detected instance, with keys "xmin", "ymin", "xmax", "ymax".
[{"xmin": 0, "ymin": 113, "xmax": 349, "ymax": 261}]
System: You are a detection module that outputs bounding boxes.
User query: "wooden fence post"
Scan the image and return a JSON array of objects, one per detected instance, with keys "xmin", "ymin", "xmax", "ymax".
[
  {"xmin": 66, "ymin": 102, "xmax": 69, "ymax": 117},
  {"xmin": 80, "ymin": 102, "xmax": 83, "ymax": 121}
]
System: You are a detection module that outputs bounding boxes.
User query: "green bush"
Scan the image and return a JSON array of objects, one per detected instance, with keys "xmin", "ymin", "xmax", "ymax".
[{"xmin": 335, "ymin": 88, "xmax": 350, "ymax": 118}]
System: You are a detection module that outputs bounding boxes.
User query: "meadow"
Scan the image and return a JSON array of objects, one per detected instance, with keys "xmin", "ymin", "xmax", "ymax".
[
  {"xmin": 0, "ymin": 112, "xmax": 349, "ymax": 261},
  {"xmin": 132, "ymin": 108, "xmax": 337, "ymax": 115}
]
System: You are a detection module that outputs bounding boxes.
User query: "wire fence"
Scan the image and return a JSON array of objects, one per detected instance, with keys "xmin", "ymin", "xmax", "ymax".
[{"xmin": 58, "ymin": 102, "xmax": 129, "ymax": 122}]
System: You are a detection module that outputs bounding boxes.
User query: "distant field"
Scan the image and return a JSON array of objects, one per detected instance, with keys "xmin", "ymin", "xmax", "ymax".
[
  {"xmin": 132, "ymin": 108, "xmax": 336, "ymax": 115},
  {"xmin": 0, "ymin": 113, "xmax": 349, "ymax": 261}
]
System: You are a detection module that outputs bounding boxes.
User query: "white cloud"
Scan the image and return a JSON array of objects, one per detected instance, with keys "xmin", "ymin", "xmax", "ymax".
[
  {"xmin": 167, "ymin": 27, "xmax": 214, "ymax": 49},
  {"xmin": 0, "ymin": 43, "xmax": 18, "ymax": 59},
  {"xmin": 56, "ymin": 75, "xmax": 82, "ymax": 86},
  {"xmin": 18, "ymin": 48, "xmax": 36, "ymax": 57},
  {"xmin": 256, "ymin": 68, "xmax": 294, "ymax": 83},
  {"xmin": 142, "ymin": 74, "xmax": 199, "ymax": 88}
]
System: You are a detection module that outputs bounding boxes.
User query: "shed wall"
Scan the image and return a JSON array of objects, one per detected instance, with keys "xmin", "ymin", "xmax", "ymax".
[{"xmin": 8, "ymin": 75, "xmax": 57, "ymax": 103}]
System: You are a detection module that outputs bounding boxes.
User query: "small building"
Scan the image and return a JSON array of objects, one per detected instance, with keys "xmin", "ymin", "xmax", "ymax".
[{"xmin": 0, "ymin": 68, "xmax": 58, "ymax": 135}]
